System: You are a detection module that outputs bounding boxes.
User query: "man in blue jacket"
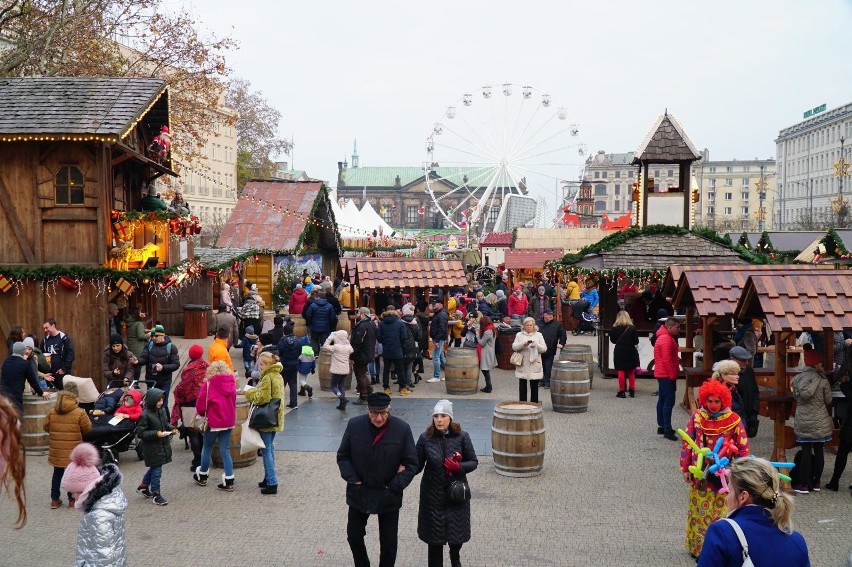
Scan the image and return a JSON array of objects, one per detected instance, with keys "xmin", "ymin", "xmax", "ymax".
[
  {"xmin": 277, "ymin": 322, "xmax": 302, "ymax": 409},
  {"xmin": 304, "ymin": 289, "xmax": 337, "ymax": 353},
  {"xmin": 377, "ymin": 306, "xmax": 409, "ymax": 396},
  {"xmin": 337, "ymin": 392, "xmax": 418, "ymax": 567}
]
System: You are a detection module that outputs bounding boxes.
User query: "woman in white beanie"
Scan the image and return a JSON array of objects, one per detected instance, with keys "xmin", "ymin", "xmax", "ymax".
[{"xmin": 415, "ymin": 399, "xmax": 478, "ymax": 567}]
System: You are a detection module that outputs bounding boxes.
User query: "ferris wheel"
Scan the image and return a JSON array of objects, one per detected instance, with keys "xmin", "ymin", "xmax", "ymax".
[{"xmin": 424, "ymin": 83, "xmax": 586, "ymax": 238}]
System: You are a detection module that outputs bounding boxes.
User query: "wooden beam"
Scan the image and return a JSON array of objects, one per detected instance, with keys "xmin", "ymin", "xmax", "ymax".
[{"xmin": 0, "ymin": 178, "xmax": 37, "ymax": 264}]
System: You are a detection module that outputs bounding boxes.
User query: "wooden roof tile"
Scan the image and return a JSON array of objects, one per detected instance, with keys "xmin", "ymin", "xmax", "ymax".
[{"xmin": 352, "ymin": 258, "xmax": 467, "ymax": 290}]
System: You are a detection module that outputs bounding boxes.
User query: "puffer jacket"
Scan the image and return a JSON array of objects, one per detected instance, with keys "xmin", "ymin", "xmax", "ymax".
[
  {"xmin": 512, "ymin": 330, "xmax": 547, "ymax": 380},
  {"xmin": 44, "ymin": 391, "xmax": 92, "ymax": 468},
  {"xmin": 75, "ymin": 463, "xmax": 127, "ymax": 567},
  {"xmin": 244, "ymin": 362, "xmax": 285, "ymax": 432},
  {"xmin": 124, "ymin": 317, "xmax": 148, "ymax": 357},
  {"xmin": 350, "ymin": 318, "xmax": 377, "ymax": 365},
  {"xmin": 195, "ymin": 373, "xmax": 237, "ymax": 430},
  {"xmin": 429, "ymin": 308, "xmax": 449, "ymax": 342},
  {"xmin": 416, "ymin": 428, "xmax": 478, "ymax": 545},
  {"xmin": 653, "ymin": 326, "xmax": 679, "ymax": 380},
  {"xmin": 304, "ymin": 298, "xmax": 336, "ymax": 333},
  {"xmin": 792, "ymin": 366, "xmax": 833, "ymax": 440},
  {"xmin": 101, "ymin": 346, "xmax": 134, "ymax": 386},
  {"xmin": 135, "ymin": 388, "xmax": 173, "ymax": 467},
  {"xmin": 378, "ymin": 313, "xmax": 408, "ymax": 360},
  {"xmin": 136, "ymin": 339, "xmax": 180, "ymax": 387},
  {"xmin": 401, "ymin": 314, "xmax": 422, "ymax": 361},
  {"xmin": 288, "ymin": 287, "xmax": 309, "ymax": 315},
  {"xmin": 323, "ymin": 330, "xmax": 354, "ymax": 375}
]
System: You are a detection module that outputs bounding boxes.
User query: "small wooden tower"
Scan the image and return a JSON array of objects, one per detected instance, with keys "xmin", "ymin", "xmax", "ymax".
[
  {"xmin": 632, "ymin": 111, "xmax": 702, "ymax": 228},
  {"xmin": 576, "ymin": 179, "xmax": 596, "ymax": 228}
]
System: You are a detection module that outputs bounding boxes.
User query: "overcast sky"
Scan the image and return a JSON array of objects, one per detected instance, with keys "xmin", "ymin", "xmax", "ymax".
[{"xmin": 173, "ymin": 0, "xmax": 851, "ymax": 199}]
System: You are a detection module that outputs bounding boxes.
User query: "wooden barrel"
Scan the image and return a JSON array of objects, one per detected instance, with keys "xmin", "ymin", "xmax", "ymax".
[
  {"xmin": 336, "ymin": 312, "xmax": 351, "ymax": 334},
  {"xmin": 22, "ymin": 393, "xmax": 54, "ymax": 454},
  {"xmin": 560, "ymin": 344, "xmax": 595, "ymax": 388},
  {"xmin": 551, "ymin": 361, "xmax": 590, "ymax": 413},
  {"xmin": 290, "ymin": 314, "xmax": 308, "ymax": 338},
  {"xmin": 318, "ymin": 348, "xmax": 352, "ymax": 392},
  {"xmin": 496, "ymin": 329, "xmax": 517, "ymax": 370},
  {"xmin": 213, "ymin": 395, "xmax": 257, "ymax": 469},
  {"xmin": 491, "ymin": 402, "xmax": 545, "ymax": 477},
  {"xmin": 444, "ymin": 348, "xmax": 480, "ymax": 395}
]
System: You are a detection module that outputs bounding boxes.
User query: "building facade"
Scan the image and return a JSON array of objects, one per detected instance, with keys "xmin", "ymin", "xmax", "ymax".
[
  {"xmin": 693, "ymin": 155, "xmax": 776, "ymax": 231},
  {"xmin": 776, "ymin": 101, "xmax": 852, "ymax": 229}
]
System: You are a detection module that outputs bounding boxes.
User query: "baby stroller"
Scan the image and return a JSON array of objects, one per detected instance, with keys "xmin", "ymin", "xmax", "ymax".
[
  {"xmin": 570, "ymin": 300, "xmax": 597, "ymax": 336},
  {"xmin": 84, "ymin": 379, "xmax": 151, "ymax": 464}
]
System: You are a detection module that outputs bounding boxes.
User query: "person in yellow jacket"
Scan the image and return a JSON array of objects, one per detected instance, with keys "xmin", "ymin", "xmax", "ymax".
[
  {"xmin": 338, "ymin": 282, "xmax": 360, "ymax": 309},
  {"xmin": 563, "ymin": 277, "xmax": 581, "ymax": 302},
  {"xmin": 449, "ymin": 311, "xmax": 465, "ymax": 347}
]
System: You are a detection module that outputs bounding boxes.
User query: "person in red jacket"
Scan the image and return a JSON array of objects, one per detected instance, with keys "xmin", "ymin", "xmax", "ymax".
[
  {"xmin": 288, "ymin": 284, "xmax": 309, "ymax": 315},
  {"xmin": 507, "ymin": 285, "xmax": 529, "ymax": 318},
  {"xmin": 654, "ymin": 317, "xmax": 681, "ymax": 440}
]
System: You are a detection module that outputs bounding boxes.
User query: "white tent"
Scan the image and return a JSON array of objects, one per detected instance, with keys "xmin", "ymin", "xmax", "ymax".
[
  {"xmin": 360, "ymin": 200, "xmax": 396, "ymax": 236},
  {"xmin": 338, "ymin": 199, "xmax": 373, "ymax": 237}
]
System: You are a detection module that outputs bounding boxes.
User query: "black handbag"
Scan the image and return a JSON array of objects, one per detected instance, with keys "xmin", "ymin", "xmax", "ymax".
[
  {"xmin": 249, "ymin": 398, "xmax": 281, "ymax": 429},
  {"xmin": 449, "ymin": 478, "xmax": 471, "ymax": 503}
]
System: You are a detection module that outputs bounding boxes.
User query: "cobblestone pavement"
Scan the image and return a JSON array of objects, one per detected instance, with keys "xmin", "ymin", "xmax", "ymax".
[{"xmin": 2, "ymin": 334, "xmax": 851, "ymax": 566}]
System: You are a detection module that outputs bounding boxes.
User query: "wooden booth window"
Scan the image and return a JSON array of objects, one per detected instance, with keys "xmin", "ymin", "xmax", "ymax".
[{"xmin": 55, "ymin": 165, "xmax": 85, "ymax": 205}]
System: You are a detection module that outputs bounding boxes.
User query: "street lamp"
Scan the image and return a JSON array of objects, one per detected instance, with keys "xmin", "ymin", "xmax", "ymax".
[
  {"xmin": 755, "ymin": 166, "xmax": 768, "ymax": 232},
  {"xmin": 833, "ymin": 137, "xmax": 851, "ymax": 227}
]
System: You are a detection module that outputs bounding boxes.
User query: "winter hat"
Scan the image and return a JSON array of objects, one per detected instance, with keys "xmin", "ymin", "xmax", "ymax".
[
  {"xmin": 514, "ymin": 285, "xmax": 522, "ymax": 292},
  {"xmin": 295, "ymin": 283, "xmax": 303, "ymax": 289},
  {"xmin": 188, "ymin": 344, "xmax": 204, "ymax": 360},
  {"xmin": 150, "ymin": 324, "xmax": 166, "ymax": 337},
  {"xmin": 367, "ymin": 392, "xmax": 391, "ymax": 410},
  {"xmin": 63, "ymin": 381, "xmax": 79, "ymax": 397},
  {"xmin": 109, "ymin": 333, "xmax": 124, "ymax": 346},
  {"xmin": 11, "ymin": 342, "xmax": 25, "ymax": 357},
  {"xmin": 538, "ymin": 286, "xmax": 546, "ymax": 293},
  {"xmin": 358, "ymin": 307, "xmax": 371, "ymax": 317},
  {"xmin": 496, "ymin": 290, "xmax": 506, "ymax": 299},
  {"xmin": 385, "ymin": 305, "xmax": 397, "ymax": 313},
  {"xmin": 332, "ymin": 329, "xmax": 349, "ymax": 343},
  {"xmin": 803, "ymin": 344, "xmax": 823, "ymax": 367},
  {"xmin": 22, "ymin": 337, "xmax": 35, "ymax": 350},
  {"xmin": 245, "ymin": 326, "xmax": 258, "ymax": 340},
  {"xmin": 61, "ymin": 443, "xmax": 101, "ymax": 494},
  {"xmin": 76, "ymin": 463, "xmax": 123, "ymax": 513},
  {"xmin": 729, "ymin": 346, "xmax": 751, "ymax": 361},
  {"xmin": 432, "ymin": 399, "xmax": 454, "ymax": 419},
  {"xmin": 402, "ymin": 304, "xmax": 415, "ymax": 316}
]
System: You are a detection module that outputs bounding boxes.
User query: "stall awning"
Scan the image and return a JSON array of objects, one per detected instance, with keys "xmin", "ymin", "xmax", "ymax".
[
  {"xmin": 351, "ymin": 258, "xmax": 466, "ymax": 290},
  {"xmin": 504, "ymin": 248, "xmax": 563, "ymax": 270}
]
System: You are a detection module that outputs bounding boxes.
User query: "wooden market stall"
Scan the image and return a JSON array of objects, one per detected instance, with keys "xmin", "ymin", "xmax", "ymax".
[
  {"xmin": 734, "ymin": 272, "xmax": 852, "ymax": 465},
  {"xmin": 504, "ymin": 248, "xmax": 566, "ymax": 321}
]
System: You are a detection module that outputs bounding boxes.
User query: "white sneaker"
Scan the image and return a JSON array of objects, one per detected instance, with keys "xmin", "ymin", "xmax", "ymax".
[
  {"xmin": 440, "ymin": 377, "xmax": 445, "ymax": 381},
  {"xmin": 426, "ymin": 377, "xmax": 441, "ymax": 383}
]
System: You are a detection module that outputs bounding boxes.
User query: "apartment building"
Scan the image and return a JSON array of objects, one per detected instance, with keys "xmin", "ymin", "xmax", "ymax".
[{"xmin": 693, "ymin": 156, "xmax": 776, "ymax": 231}]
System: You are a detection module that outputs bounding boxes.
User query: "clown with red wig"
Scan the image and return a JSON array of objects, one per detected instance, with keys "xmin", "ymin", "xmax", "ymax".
[{"xmin": 679, "ymin": 379, "xmax": 750, "ymax": 558}]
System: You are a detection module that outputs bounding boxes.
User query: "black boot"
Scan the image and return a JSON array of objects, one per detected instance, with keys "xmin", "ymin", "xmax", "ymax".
[
  {"xmin": 258, "ymin": 479, "xmax": 268, "ymax": 488},
  {"xmin": 260, "ymin": 484, "xmax": 278, "ymax": 495},
  {"xmin": 450, "ymin": 547, "xmax": 462, "ymax": 567},
  {"xmin": 193, "ymin": 467, "xmax": 209, "ymax": 487},
  {"xmin": 217, "ymin": 474, "xmax": 235, "ymax": 492},
  {"xmin": 629, "ymin": 389, "xmax": 635, "ymax": 398},
  {"xmin": 480, "ymin": 386, "xmax": 492, "ymax": 393},
  {"xmin": 616, "ymin": 391, "xmax": 626, "ymax": 398},
  {"xmin": 306, "ymin": 385, "xmax": 314, "ymax": 398},
  {"xmin": 298, "ymin": 385, "xmax": 307, "ymax": 396}
]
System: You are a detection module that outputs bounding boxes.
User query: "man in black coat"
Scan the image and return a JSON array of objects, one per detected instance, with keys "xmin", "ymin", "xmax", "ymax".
[
  {"xmin": 41, "ymin": 318, "xmax": 75, "ymax": 390},
  {"xmin": 0, "ymin": 342, "xmax": 48, "ymax": 412},
  {"xmin": 135, "ymin": 325, "xmax": 180, "ymax": 414},
  {"xmin": 337, "ymin": 392, "xmax": 418, "ymax": 567},
  {"xmin": 350, "ymin": 307, "xmax": 377, "ymax": 404},
  {"xmin": 729, "ymin": 346, "xmax": 761, "ymax": 437},
  {"xmin": 538, "ymin": 309, "xmax": 566, "ymax": 388},
  {"xmin": 428, "ymin": 302, "xmax": 449, "ymax": 382}
]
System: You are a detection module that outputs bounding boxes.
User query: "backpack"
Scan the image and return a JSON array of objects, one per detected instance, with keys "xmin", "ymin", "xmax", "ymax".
[
  {"xmin": 402, "ymin": 323, "xmax": 417, "ymax": 357},
  {"xmin": 147, "ymin": 341, "xmax": 173, "ymax": 355}
]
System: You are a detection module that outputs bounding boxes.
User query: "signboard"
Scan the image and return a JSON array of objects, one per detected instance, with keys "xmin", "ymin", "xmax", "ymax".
[{"xmin": 803, "ymin": 103, "xmax": 826, "ymax": 119}]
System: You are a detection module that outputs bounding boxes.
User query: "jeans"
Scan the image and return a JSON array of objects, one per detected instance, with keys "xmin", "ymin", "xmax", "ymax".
[
  {"xmin": 370, "ymin": 358, "xmax": 381, "ymax": 383},
  {"xmin": 200, "ymin": 429, "xmax": 234, "ymax": 477},
  {"xmin": 142, "ymin": 465, "xmax": 162, "ymax": 493},
  {"xmin": 51, "ymin": 466, "xmax": 69, "ymax": 500},
  {"xmin": 283, "ymin": 366, "xmax": 298, "ymax": 407},
  {"xmin": 432, "ymin": 341, "xmax": 446, "ymax": 378},
  {"xmin": 656, "ymin": 378, "xmax": 677, "ymax": 432},
  {"xmin": 383, "ymin": 358, "xmax": 405, "ymax": 389},
  {"xmin": 331, "ymin": 373, "xmax": 347, "ymax": 399},
  {"xmin": 354, "ymin": 361, "xmax": 372, "ymax": 398},
  {"xmin": 541, "ymin": 353, "xmax": 555, "ymax": 386},
  {"xmin": 519, "ymin": 379, "xmax": 539, "ymax": 403},
  {"xmin": 259, "ymin": 430, "xmax": 277, "ymax": 485},
  {"xmin": 156, "ymin": 382, "xmax": 171, "ymax": 415},
  {"xmin": 347, "ymin": 507, "xmax": 400, "ymax": 567},
  {"xmin": 799, "ymin": 441, "xmax": 825, "ymax": 489}
]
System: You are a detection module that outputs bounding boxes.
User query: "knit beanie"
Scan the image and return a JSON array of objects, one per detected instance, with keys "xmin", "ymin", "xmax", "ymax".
[
  {"xmin": 22, "ymin": 337, "xmax": 35, "ymax": 350},
  {"xmin": 63, "ymin": 381, "xmax": 79, "ymax": 397},
  {"xmin": 432, "ymin": 399, "xmax": 454, "ymax": 419},
  {"xmin": 61, "ymin": 443, "xmax": 101, "ymax": 494},
  {"xmin": 11, "ymin": 342, "xmax": 25, "ymax": 356},
  {"xmin": 109, "ymin": 333, "xmax": 124, "ymax": 346},
  {"xmin": 188, "ymin": 344, "xmax": 204, "ymax": 360},
  {"xmin": 496, "ymin": 290, "xmax": 505, "ymax": 299},
  {"xmin": 402, "ymin": 304, "xmax": 415, "ymax": 316}
]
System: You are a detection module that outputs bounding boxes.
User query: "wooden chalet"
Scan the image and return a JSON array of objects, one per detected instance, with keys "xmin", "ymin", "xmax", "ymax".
[
  {"xmin": 0, "ymin": 77, "xmax": 184, "ymax": 388},
  {"xmin": 216, "ymin": 180, "xmax": 341, "ymax": 305}
]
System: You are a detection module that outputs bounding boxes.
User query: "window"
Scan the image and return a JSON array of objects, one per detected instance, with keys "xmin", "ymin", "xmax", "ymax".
[
  {"xmin": 726, "ymin": 166, "xmax": 733, "ymax": 173},
  {"xmin": 654, "ymin": 170, "xmax": 660, "ymax": 177},
  {"xmin": 742, "ymin": 178, "xmax": 749, "ymax": 186},
  {"xmin": 594, "ymin": 184, "xmax": 607, "ymax": 196},
  {"xmin": 489, "ymin": 207, "xmax": 499, "ymax": 224},
  {"xmin": 628, "ymin": 170, "xmax": 634, "ymax": 178},
  {"xmin": 707, "ymin": 206, "xmax": 715, "ymax": 215},
  {"xmin": 614, "ymin": 184, "xmax": 621, "ymax": 195},
  {"xmin": 724, "ymin": 192, "xmax": 733, "ymax": 201},
  {"xmin": 741, "ymin": 206, "xmax": 749, "ymax": 215},
  {"xmin": 743, "ymin": 165, "xmax": 750, "ymax": 172},
  {"xmin": 614, "ymin": 200, "xmax": 621, "ymax": 210},
  {"xmin": 709, "ymin": 166, "xmax": 717, "ymax": 173},
  {"xmin": 615, "ymin": 171, "xmax": 621, "ymax": 179},
  {"xmin": 709, "ymin": 179, "xmax": 716, "ymax": 188},
  {"xmin": 594, "ymin": 171, "xmax": 600, "ymax": 179},
  {"xmin": 708, "ymin": 192, "xmax": 715, "ymax": 201},
  {"xmin": 595, "ymin": 200, "xmax": 606, "ymax": 212},
  {"xmin": 406, "ymin": 205, "xmax": 418, "ymax": 225},
  {"xmin": 667, "ymin": 169, "xmax": 674, "ymax": 178},
  {"xmin": 724, "ymin": 207, "xmax": 732, "ymax": 215},
  {"xmin": 725, "ymin": 178, "xmax": 733, "ymax": 186},
  {"xmin": 602, "ymin": 171, "xmax": 608, "ymax": 179},
  {"xmin": 55, "ymin": 165, "xmax": 85, "ymax": 205},
  {"xmin": 741, "ymin": 192, "xmax": 749, "ymax": 201},
  {"xmin": 381, "ymin": 206, "xmax": 394, "ymax": 223}
]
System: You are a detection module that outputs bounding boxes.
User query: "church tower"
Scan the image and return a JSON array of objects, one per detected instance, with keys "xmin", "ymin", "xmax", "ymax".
[{"xmin": 351, "ymin": 139, "xmax": 359, "ymax": 169}]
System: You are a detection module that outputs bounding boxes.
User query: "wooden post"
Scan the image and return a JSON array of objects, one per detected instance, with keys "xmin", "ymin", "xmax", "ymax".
[
  {"xmin": 682, "ymin": 308, "xmax": 695, "ymax": 368},
  {"xmin": 772, "ymin": 331, "xmax": 788, "ymax": 464},
  {"xmin": 702, "ymin": 316, "xmax": 715, "ymax": 373}
]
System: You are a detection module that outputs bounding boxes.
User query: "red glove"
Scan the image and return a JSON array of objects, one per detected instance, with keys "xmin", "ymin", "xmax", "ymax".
[{"xmin": 443, "ymin": 457, "xmax": 462, "ymax": 475}]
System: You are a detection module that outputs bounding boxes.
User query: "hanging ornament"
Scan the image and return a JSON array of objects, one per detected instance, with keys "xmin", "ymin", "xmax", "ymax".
[
  {"xmin": 58, "ymin": 275, "xmax": 80, "ymax": 290},
  {"xmin": 159, "ymin": 275, "xmax": 177, "ymax": 290},
  {"xmin": 0, "ymin": 274, "xmax": 12, "ymax": 293},
  {"xmin": 113, "ymin": 220, "xmax": 131, "ymax": 240},
  {"xmin": 169, "ymin": 217, "xmax": 181, "ymax": 234},
  {"xmin": 205, "ymin": 269, "xmax": 220, "ymax": 278},
  {"xmin": 115, "ymin": 277, "xmax": 135, "ymax": 296}
]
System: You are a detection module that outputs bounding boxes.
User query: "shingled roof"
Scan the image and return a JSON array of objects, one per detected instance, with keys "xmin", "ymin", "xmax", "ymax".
[
  {"xmin": 574, "ymin": 233, "xmax": 746, "ymax": 271},
  {"xmin": 216, "ymin": 180, "xmax": 338, "ymax": 252},
  {"xmin": 736, "ymin": 273, "xmax": 852, "ymax": 332},
  {"xmin": 633, "ymin": 112, "xmax": 701, "ymax": 163},
  {"xmin": 349, "ymin": 257, "xmax": 467, "ymax": 290},
  {"xmin": 0, "ymin": 77, "xmax": 168, "ymax": 138}
]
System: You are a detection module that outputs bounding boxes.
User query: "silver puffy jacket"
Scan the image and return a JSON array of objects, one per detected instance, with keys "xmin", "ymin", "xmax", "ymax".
[{"xmin": 76, "ymin": 464, "xmax": 127, "ymax": 567}]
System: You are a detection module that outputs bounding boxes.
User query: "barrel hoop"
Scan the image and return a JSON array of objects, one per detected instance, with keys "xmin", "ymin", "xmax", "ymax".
[
  {"xmin": 491, "ymin": 427, "xmax": 546, "ymax": 435},
  {"xmin": 552, "ymin": 393, "xmax": 590, "ymax": 398},
  {"xmin": 491, "ymin": 449, "xmax": 546, "ymax": 458},
  {"xmin": 493, "ymin": 414, "xmax": 545, "ymax": 421}
]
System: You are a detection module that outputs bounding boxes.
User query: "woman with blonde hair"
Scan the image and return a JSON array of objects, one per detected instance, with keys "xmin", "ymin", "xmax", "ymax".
[
  {"xmin": 0, "ymin": 395, "xmax": 26, "ymax": 527},
  {"xmin": 245, "ymin": 351, "xmax": 285, "ymax": 495},
  {"xmin": 511, "ymin": 317, "xmax": 547, "ymax": 404},
  {"xmin": 609, "ymin": 310, "xmax": 639, "ymax": 398},
  {"xmin": 697, "ymin": 457, "xmax": 809, "ymax": 566}
]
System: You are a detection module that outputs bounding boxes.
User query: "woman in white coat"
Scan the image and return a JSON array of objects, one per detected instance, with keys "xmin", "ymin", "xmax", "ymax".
[{"xmin": 512, "ymin": 317, "xmax": 547, "ymax": 403}]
